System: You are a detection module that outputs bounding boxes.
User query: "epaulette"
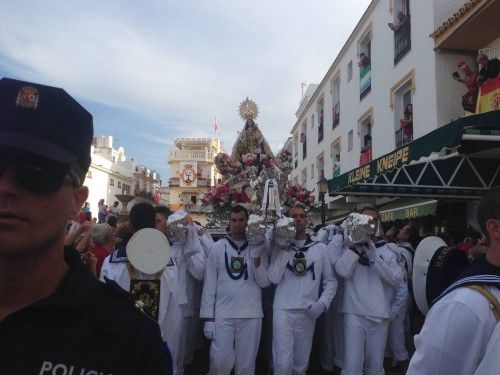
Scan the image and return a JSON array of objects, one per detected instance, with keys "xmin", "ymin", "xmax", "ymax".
[
  {"xmin": 103, "ymin": 277, "xmax": 157, "ymax": 323},
  {"xmin": 109, "ymin": 246, "xmax": 129, "ymax": 264}
]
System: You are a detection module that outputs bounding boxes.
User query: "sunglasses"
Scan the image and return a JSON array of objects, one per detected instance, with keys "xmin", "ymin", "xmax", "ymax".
[{"xmin": 0, "ymin": 158, "xmax": 80, "ymax": 194}]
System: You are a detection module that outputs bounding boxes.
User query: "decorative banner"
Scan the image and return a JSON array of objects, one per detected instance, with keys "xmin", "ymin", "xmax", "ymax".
[
  {"xmin": 476, "ymin": 75, "xmax": 500, "ymax": 114},
  {"xmin": 179, "ymin": 161, "xmax": 197, "ymax": 187}
]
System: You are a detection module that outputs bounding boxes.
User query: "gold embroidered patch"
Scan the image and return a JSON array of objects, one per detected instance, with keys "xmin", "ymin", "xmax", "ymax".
[{"xmin": 16, "ymin": 86, "xmax": 39, "ymax": 109}]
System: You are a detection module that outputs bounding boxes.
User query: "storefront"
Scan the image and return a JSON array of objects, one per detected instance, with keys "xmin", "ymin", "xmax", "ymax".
[{"xmin": 327, "ymin": 111, "xmax": 500, "ymax": 231}]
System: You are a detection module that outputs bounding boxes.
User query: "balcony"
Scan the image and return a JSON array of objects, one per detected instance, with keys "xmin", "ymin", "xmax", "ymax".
[
  {"xmin": 395, "ymin": 125, "xmax": 413, "ymax": 148},
  {"xmin": 394, "ymin": 20, "xmax": 411, "ymax": 65},
  {"xmin": 169, "ymin": 149, "xmax": 215, "ymax": 161}
]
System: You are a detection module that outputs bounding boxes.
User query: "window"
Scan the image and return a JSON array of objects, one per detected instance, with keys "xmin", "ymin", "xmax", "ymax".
[
  {"xmin": 348, "ymin": 130, "xmax": 353, "ymax": 151},
  {"xmin": 359, "ymin": 114, "xmax": 373, "ymax": 166},
  {"xmin": 301, "ymin": 168, "xmax": 307, "ymax": 184},
  {"xmin": 359, "ymin": 32, "xmax": 372, "ymax": 99},
  {"xmin": 331, "ymin": 141, "xmax": 341, "ymax": 177},
  {"xmin": 311, "ymin": 113, "xmax": 315, "ymax": 129},
  {"xmin": 118, "ymin": 181, "xmax": 122, "ymax": 188},
  {"xmin": 392, "ymin": 0, "xmax": 411, "ymax": 64},
  {"xmin": 347, "ymin": 61, "xmax": 353, "ymax": 82},
  {"xmin": 122, "ymin": 184, "xmax": 130, "ymax": 195},
  {"xmin": 317, "ymin": 99, "xmax": 324, "ymax": 143},
  {"xmin": 394, "ymin": 80, "xmax": 413, "ymax": 148},
  {"xmin": 311, "ymin": 163, "xmax": 315, "ymax": 179},
  {"xmin": 331, "ymin": 78, "xmax": 340, "ymax": 128},
  {"xmin": 191, "ymin": 195, "xmax": 197, "ymax": 204},
  {"xmin": 317, "ymin": 156, "xmax": 325, "ymax": 180},
  {"xmin": 301, "ymin": 124, "xmax": 307, "ymax": 159},
  {"xmin": 110, "ymin": 178, "xmax": 115, "ymax": 186}
]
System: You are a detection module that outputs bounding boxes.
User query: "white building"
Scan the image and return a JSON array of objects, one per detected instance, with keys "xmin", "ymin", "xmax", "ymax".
[
  {"xmin": 167, "ymin": 138, "xmax": 224, "ymax": 218},
  {"xmin": 287, "ymin": 0, "xmax": 500, "ymax": 224},
  {"xmin": 84, "ymin": 135, "xmax": 161, "ymax": 217}
]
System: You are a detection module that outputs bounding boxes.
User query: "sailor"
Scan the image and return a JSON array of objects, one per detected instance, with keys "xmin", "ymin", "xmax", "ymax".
[
  {"xmin": 268, "ymin": 204, "xmax": 337, "ymax": 375},
  {"xmin": 384, "ymin": 224, "xmax": 417, "ymax": 372},
  {"xmin": 408, "ymin": 187, "xmax": 500, "ymax": 375},
  {"xmin": 163, "ymin": 210, "xmax": 207, "ymax": 375},
  {"xmin": 312, "ymin": 225, "xmax": 345, "ymax": 372},
  {"xmin": 0, "ymin": 78, "xmax": 169, "ymax": 374},
  {"xmin": 335, "ymin": 206, "xmax": 403, "ymax": 375},
  {"xmin": 200, "ymin": 205, "xmax": 270, "ymax": 375},
  {"xmin": 184, "ymin": 221, "xmax": 214, "ymax": 367}
]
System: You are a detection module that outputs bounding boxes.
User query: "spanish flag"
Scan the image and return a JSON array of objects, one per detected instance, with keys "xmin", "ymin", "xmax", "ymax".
[{"xmin": 476, "ymin": 75, "xmax": 500, "ymax": 113}]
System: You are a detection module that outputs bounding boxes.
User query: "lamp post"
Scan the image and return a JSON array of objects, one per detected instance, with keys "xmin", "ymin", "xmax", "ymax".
[{"xmin": 317, "ymin": 170, "xmax": 328, "ymax": 226}]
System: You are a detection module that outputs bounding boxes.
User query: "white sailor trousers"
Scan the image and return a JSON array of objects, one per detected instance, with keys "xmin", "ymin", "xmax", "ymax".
[
  {"xmin": 164, "ymin": 299, "xmax": 188, "ymax": 375},
  {"xmin": 342, "ymin": 313, "xmax": 389, "ymax": 375},
  {"xmin": 272, "ymin": 308, "xmax": 316, "ymax": 375},
  {"xmin": 387, "ymin": 311, "xmax": 409, "ymax": 361},
  {"xmin": 209, "ymin": 317, "xmax": 262, "ymax": 375}
]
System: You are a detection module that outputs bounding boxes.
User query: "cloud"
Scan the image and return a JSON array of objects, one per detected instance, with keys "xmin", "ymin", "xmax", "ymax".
[{"xmin": 0, "ymin": 0, "xmax": 371, "ymax": 179}]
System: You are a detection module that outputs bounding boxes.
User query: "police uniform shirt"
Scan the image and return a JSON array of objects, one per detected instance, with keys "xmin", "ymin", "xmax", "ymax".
[{"xmin": 0, "ymin": 247, "xmax": 170, "ymax": 375}]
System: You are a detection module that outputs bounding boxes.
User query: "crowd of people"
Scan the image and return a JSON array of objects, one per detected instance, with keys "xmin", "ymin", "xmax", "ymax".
[{"xmin": 1, "ymin": 77, "xmax": 499, "ymax": 375}]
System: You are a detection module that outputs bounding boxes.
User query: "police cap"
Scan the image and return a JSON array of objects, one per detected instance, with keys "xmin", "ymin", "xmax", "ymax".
[{"xmin": 0, "ymin": 77, "xmax": 93, "ymax": 171}]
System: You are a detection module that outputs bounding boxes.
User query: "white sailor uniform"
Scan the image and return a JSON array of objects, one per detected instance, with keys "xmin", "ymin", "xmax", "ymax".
[
  {"xmin": 268, "ymin": 236, "xmax": 337, "ymax": 375},
  {"xmin": 407, "ymin": 256, "xmax": 500, "ymax": 375},
  {"xmin": 335, "ymin": 240, "xmax": 403, "ymax": 375},
  {"xmin": 101, "ymin": 225, "xmax": 206, "ymax": 375},
  {"xmin": 184, "ymin": 228, "xmax": 215, "ymax": 364},
  {"xmin": 100, "ymin": 246, "xmax": 173, "ymax": 339},
  {"xmin": 385, "ymin": 242, "xmax": 413, "ymax": 363},
  {"xmin": 200, "ymin": 236, "xmax": 270, "ymax": 375},
  {"xmin": 319, "ymin": 228, "xmax": 345, "ymax": 371},
  {"xmin": 168, "ymin": 226, "xmax": 207, "ymax": 375}
]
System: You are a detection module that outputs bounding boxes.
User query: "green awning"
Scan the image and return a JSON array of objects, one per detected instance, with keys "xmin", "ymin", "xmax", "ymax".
[
  {"xmin": 328, "ymin": 110, "xmax": 500, "ymax": 199},
  {"xmin": 379, "ymin": 198, "xmax": 437, "ymax": 222}
]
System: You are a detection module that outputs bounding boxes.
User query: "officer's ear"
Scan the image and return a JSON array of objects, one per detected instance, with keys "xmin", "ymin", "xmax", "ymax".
[{"xmin": 71, "ymin": 186, "xmax": 89, "ymax": 220}]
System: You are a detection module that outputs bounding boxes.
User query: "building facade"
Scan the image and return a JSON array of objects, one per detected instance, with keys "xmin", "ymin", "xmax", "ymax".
[
  {"xmin": 84, "ymin": 135, "xmax": 161, "ymax": 217},
  {"xmin": 167, "ymin": 138, "xmax": 224, "ymax": 217},
  {"xmin": 287, "ymin": 0, "xmax": 499, "ymax": 224}
]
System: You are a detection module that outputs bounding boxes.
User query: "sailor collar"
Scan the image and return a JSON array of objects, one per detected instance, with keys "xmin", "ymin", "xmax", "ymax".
[
  {"xmin": 290, "ymin": 235, "xmax": 316, "ymax": 252},
  {"xmin": 287, "ymin": 236, "xmax": 316, "ymax": 279},
  {"xmin": 225, "ymin": 236, "xmax": 248, "ymax": 254},
  {"xmin": 435, "ymin": 255, "xmax": 500, "ymax": 303}
]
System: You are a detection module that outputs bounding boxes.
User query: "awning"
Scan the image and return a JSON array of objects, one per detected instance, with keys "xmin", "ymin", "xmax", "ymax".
[
  {"xmin": 328, "ymin": 111, "xmax": 500, "ymax": 199},
  {"xmin": 379, "ymin": 198, "xmax": 438, "ymax": 222}
]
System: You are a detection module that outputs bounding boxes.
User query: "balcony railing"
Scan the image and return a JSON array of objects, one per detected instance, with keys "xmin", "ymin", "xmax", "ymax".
[
  {"xmin": 169, "ymin": 149, "xmax": 215, "ymax": 161},
  {"xmin": 394, "ymin": 19, "xmax": 411, "ymax": 65},
  {"xmin": 395, "ymin": 125, "xmax": 413, "ymax": 148}
]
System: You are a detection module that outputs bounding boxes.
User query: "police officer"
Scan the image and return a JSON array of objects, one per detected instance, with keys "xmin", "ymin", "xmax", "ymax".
[{"xmin": 0, "ymin": 78, "xmax": 171, "ymax": 374}]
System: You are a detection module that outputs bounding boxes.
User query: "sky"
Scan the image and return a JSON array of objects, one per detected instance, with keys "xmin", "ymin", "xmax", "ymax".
[{"xmin": 0, "ymin": 0, "xmax": 371, "ymax": 181}]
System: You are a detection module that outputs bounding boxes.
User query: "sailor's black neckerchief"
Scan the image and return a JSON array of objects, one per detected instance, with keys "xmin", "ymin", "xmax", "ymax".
[
  {"xmin": 348, "ymin": 238, "xmax": 386, "ymax": 267},
  {"xmin": 434, "ymin": 254, "xmax": 500, "ymax": 303},
  {"xmin": 224, "ymin": 236, "xmax": 249, "ymax": 280},
  {"xmin": 286, "ymin": 235, "xmax": 316, "ymax": 280}
]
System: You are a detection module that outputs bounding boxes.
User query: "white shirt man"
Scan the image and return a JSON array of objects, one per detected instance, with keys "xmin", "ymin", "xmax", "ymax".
[
  {"xmin": 335, "ymin": 207, "xmax": 403, "ymax": 375},
  {"xmin": 268, "ymin": 205, "xmax": 337, "ymax": 375},
  {"xmin": 102, "ymin": 208, "xmax": 206, "ymax": 375},
  {"xmin": 408, "ymin": 187, "xmax": 500, "ymax": 375},
  {"xmin": 200, "ymin": 205, "xmax": 270, "ymax": 375}
]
